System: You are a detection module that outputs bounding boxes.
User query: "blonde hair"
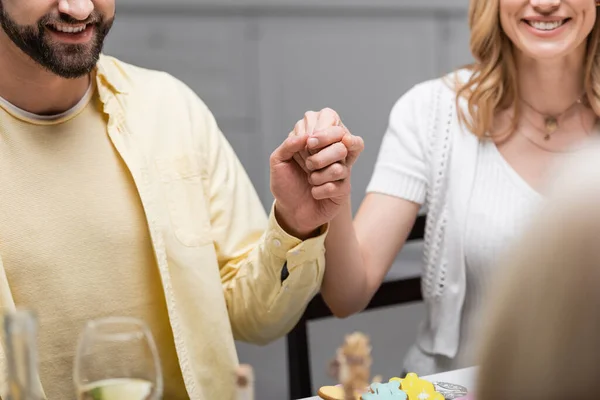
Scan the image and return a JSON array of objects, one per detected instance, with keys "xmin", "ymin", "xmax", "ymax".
[
  {"xmin": 454, "ymin": 0, "xmax": 600, "ymax": 138},
  {"xmin": 475, "ymin": 142, "xmax": 600, "ymax": 399}
]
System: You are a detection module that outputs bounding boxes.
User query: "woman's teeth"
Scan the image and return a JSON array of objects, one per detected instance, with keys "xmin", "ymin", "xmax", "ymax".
[{"xmin": 526, "ymin": 20, "xmax": 566, "ymax": 31}]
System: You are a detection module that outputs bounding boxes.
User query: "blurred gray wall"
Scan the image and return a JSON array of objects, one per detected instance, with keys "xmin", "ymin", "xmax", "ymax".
[{"xmin": 104, "ymin": 1, "xmax": 472, "ymax": 398}]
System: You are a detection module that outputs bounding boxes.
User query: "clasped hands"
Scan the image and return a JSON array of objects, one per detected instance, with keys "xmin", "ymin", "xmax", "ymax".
[{"xmin": 270, "ymin": 108, "xmax": 364, "ymax": 239}]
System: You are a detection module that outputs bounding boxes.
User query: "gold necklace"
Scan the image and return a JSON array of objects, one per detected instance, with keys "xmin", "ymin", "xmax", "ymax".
[{"xmin": 519, "ymin": 94, "xmax": 585, "ymax": 140}]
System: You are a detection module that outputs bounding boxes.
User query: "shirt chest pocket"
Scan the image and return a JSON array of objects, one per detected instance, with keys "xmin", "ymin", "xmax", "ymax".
[{"xmin": 155, "ymin": 153, "xmax": 212, "ymax": 247}]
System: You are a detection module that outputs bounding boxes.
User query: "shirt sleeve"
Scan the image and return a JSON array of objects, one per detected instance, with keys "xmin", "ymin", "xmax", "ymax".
[
  {"xmin": 366, "ymin": 82, "xmax": 434, "ymax": 205},
  {"xmin": 190, "ymin": 90, "xmax": 326, "ymax": 345}
]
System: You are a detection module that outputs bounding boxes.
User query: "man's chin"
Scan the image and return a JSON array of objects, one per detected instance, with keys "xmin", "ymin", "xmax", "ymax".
[
  {"xmin": 38, "ymin": 41, "xmax": 101, "ymax": 78},
  {"xmin": 44, "ymin": 60, "xmax": 98, "ymax": 79},
  {"xmin": 0, "ymin": 14, "xmax": 112, "ymax": 79}
]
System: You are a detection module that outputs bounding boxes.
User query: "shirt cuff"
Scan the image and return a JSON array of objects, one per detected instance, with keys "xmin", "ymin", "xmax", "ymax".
[{"xmin": 265, "ymin": 202, "xmax": 328, "ymax": 270}]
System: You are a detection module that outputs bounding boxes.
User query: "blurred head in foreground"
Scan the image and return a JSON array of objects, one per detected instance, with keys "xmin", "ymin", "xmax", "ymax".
[{"xmin": 475, "ymin": 139, "xmax": 600, "ymax": 400}]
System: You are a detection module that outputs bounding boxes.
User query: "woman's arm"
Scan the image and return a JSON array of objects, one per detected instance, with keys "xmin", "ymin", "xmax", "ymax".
[
  {"xmin": 308, "ymin": 82, "xmax": 432, "ymax": 318},
  {"xmin": 320, "ymin": 193, "xmax": 420, "ymax": 317}
]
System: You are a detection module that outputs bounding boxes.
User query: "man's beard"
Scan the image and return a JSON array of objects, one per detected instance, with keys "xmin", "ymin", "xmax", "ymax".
[{"xmin": 0, "ymin": 5, "xmax": 113, "ymax": 79}]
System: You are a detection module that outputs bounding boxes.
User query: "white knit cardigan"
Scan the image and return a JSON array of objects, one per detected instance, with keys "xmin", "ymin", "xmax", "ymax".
[{"xmin": 367, "ymin": 70, "xmax": 479, "ymax": 358}]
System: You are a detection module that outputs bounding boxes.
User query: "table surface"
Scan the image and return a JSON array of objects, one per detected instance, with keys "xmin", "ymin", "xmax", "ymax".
[{"xmin": 299, "ymin": 366, "xmax": 477, "ymax": 400}]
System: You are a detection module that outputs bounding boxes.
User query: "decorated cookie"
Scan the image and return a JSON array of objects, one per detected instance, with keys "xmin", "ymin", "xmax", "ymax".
[
  {"xmin": 361, "ymin": 380, "xmax": 408, "ymax": 400},
  {"xmin": 318, "ymin": 373, "xmax": 461, "ymax": 400},
  {"xmin": 432, "ymin": 382, "xmax": 468, "ymax": 400},
  {"xmin": 389, "ymin": 373, "xmax": 444, "ymax": 400},
  {"xmin": 317, "ymin": 385, "xmax": 361, "ymax": 400}
]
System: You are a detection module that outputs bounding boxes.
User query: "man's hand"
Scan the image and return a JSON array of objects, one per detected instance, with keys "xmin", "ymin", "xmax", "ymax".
[{"xmin": 270, "ymin": 108, "xmax": 364, "ymax": 239}]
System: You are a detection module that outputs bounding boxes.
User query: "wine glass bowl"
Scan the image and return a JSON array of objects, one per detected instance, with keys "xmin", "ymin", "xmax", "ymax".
[{"xmin": 73, "ymin": 317, "xmax": 163, "ymax": 400}]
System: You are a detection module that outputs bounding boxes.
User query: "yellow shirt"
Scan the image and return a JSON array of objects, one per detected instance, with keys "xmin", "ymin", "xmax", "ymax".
[
  {"xmin": 0, "ymin": 82, "xmax": 188, "ymax": 399},
  {"xmin": 0, "ymin": 56, "xmax": 327, "ymax": 400}
]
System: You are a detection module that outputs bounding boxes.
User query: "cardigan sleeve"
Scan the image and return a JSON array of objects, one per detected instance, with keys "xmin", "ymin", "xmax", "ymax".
[{"xmin": 366, "ymin": 82, "xmax": 435, "ymax": 205}]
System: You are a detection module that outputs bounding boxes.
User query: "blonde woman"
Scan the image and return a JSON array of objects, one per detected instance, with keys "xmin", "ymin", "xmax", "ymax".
[
  {"xmin": 475, "ymin": 143, "xmax": 600, "ymax": 400},
  {"xmin": 295, "ymin": 0, "xmax": 600, "ymax": 375}
]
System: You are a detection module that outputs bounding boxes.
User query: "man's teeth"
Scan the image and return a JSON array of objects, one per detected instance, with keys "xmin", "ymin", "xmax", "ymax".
[
  {"xmin": 51, "ymin": 24, "xmax": 87, "ymax": 33},
  {"xmin": 528, "ymin": 20, "xmax": 565, "ymax": 31}
]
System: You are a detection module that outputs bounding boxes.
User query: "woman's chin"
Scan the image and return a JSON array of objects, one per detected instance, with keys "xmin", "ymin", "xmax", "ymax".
[{"xmin": 515, "ymin": 44, "xmax": 575, "ymax": 61}]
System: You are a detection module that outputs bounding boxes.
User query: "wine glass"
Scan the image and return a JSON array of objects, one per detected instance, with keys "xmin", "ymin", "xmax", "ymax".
[{"xmin": 73, "ymin": 317, "xmax": 163, "ymax": 400}]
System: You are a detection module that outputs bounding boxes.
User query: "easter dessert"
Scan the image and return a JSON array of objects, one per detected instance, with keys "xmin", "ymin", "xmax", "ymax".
[
  {"xmin": 359, "ymin": 373, "xmax": 444, "ymax": 400},
  {"xmin": 317, "ymin": 385, "xmax": 361, "ymax": 400},
  {"xmin": 386, "ymin": 373, "xmax": 444, "ymax": 400},
  {"xmin": 318, "ymin": 332, "xmax": 450, "ymax": 400},
  {"xmin": 317, "ymin": 374, "xmax": 447, "ymax": 400},
  {"xmin": 361, "ymin": 380, "xmax": 407, "ymax": 400}
]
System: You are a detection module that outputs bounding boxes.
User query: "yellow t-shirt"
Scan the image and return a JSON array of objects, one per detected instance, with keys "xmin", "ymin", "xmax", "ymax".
[{"xmin": 0, "ymin": 83, "xmax": 188, "ymax": 399}]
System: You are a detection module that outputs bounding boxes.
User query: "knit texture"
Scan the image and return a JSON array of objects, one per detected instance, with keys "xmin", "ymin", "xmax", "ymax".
[{"xmin": 0, "ymin": 90, "xmax": 188, "ymax": 399}]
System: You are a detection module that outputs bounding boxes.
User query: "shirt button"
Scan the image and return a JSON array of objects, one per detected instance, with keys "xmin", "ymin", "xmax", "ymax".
[{"xmin": 273, "ymin": 239, "xmax": 282, "ymax": 247}]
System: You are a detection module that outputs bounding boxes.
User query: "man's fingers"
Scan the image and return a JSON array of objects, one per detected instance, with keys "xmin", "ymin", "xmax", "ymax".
[
  {"xmin": 293, "ymin": 153, "xmax": 310, "ymax": 174},
  {"xmin": 271, "ymin": 134, "xmax": 309, "ymax": 164}
]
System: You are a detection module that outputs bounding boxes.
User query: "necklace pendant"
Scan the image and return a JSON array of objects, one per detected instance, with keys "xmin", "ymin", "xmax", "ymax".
[{"xmin": 545, "ymin": 116, "xmax": 558, "ymax": 133}]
